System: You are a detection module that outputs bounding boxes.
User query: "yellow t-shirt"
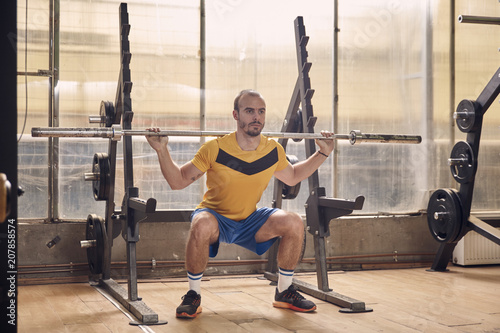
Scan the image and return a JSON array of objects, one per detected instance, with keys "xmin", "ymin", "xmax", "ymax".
[{"xmin": 191, "ymin": 132, "xmax": 289, "ymax": 221}]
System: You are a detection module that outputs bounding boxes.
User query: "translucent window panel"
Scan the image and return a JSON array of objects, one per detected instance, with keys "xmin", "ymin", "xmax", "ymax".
[
  {"xmin": 338, "ymin": 1, "xmax": 426, "ymax": 132},
  {"xmin": 17, "ymin": 0, "xmax": 51, "ymax": 134},
  {"xmin": 16, "ymin": 0, "xmax": 50, "ymax": 73},
  {"xmin": 17, "ymin": 76, "xmax": 51, "ymax": 133},
  {"xmin": 204, "ymin": 0, "xmax": 334, "ymax": 132},
  {"xmin": 17, "ymin": 0, "xmax": 51, "ymax": 218},
  {"xmin": 55, "ymin": 138, "xmax": 204, "ymax": 219},
  {"xmin": 57, "ymin": 0, "xmax": 120, "ymax": 126},
  {"xmin": 126, "ymin": 138, "xmax": 204, "ymax": 211},
  {"xmin": 336, "ymin": 0, "xmax": 429, "ymax": 213},
  {"xmin": 58, "ymin": 139, "xmax": 106, "ymax": 219},
  {"xmin": 17, "ymin": 0, "xmax": 52, "ymax": 219},
  {"xmin": 18, "ymin": 76, "xmax": 50, "ymax": 219},
  {"xmin": 55, "ymin": 0, "xmax": 201, "ymax": 218},
  {"xmin": 18, "ymin": 137, "xmax": 48, "ymax": 219},
  {"xmin": 57, "ymin": 0, "xmax": 200, "ymax": 128}
]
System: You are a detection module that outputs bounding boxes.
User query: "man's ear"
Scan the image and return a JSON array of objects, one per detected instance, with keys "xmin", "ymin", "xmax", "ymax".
[{"xmin": 232, "ymin": 110, "xmax": 239, "ymax": 120}]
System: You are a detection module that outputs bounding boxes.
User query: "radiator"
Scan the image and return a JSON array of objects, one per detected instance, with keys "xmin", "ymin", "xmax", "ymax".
[{"xmin": 453, "ymin": 228, "xmax": 500, "ymax": 266}]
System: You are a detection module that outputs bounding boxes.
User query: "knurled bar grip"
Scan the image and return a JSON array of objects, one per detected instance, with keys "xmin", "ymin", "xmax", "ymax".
[{"xmin": 31, "ymin": 126, "xmax": 422, "ymax": 145}]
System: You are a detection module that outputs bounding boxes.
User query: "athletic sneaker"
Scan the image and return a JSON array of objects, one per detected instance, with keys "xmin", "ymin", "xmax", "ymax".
[
  {"xmin": 273, "ymin": 285, "xmax": 317, "ymax": 312},
  {"xmin": 176, "ymin": 290, "xmax": 202, "ymax": 318}
]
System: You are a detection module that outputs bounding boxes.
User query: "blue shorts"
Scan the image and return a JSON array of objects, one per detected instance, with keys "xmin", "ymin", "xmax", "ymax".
[{"xmin": 190, "ymin": 207, "xmax": 279, "ymax": 258}]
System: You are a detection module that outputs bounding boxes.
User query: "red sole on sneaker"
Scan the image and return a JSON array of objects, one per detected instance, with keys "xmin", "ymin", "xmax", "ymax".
[
  {"xmin": 176, "ymin": 306, "xmax": 202, "ymax": 319},
  {"xmin": 273, "ymin": 301, "xmax": 316, "ymax": 312}
]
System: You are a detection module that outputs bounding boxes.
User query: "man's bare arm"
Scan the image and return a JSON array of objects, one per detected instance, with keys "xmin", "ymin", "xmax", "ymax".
[
  {"xmin": 146, "ymin": 128, "xmax": 204, "ymax": 190},
  {"xmin": 274, "ymin": 131, "xmax": 334, "ymax": 186}
]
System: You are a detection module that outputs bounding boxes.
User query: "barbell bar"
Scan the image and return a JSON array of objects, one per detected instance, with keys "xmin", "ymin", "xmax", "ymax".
[
  {"xmin": 31, "ymin": 126, "xmax": 422, "ymax": 145},
  {"xmin": 458, "ymin": 15, "xmax": 500, "ymax": 25}
]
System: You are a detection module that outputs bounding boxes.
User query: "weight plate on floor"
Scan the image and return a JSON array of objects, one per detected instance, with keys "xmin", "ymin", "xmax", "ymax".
[
  {"xmin": 92, "ymin": 153, "xmax": 110, "ymax": 201},
  {"xmin": 455, "ymin": 99, "xmax": 479, "ymax": 133},
  {"xmin": 282, "ymin": 155, "xmax": 301, "ymax": 199},
  {"xmin": 86, "ymin": 214, "xmax": 107, "ymax": 275},
  {"xmin": 427, "ymin": 188, "xmax": 463, "ymax": 243},
  {"xmin": 449, "ymin": 141, "xmax": 476, "ymax": 184}
]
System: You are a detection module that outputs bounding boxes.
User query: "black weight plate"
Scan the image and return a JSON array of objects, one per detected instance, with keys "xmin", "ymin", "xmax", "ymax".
[
  {"xmin": 98, "ymin": 153, "xmax": 110, "ymax": 200},
  {"xmin": 455, "ymin": 99, "xmax": 478, "ymax": 133},
  {"xmin": 427, "ymin": 188, "xmax": 463, "ymax": 243},
  {"xmin": 86, "ymin": 214, "xmax": 107, "ymax": 275},
  {"xmin": 449, "ymin": 141, "xmax": 475, "ymax": 184},
  {"xmin": 92, "ymin": 153, "xmax": 110, "ymax": 201},
  {"xmin": 291, "ymin": 109, "xmax": 303, "ymax": 143},
  {"xmin": 100, "ymin": 100, "xmax": 116, "ymax": 128},
  {"xmin": 282, "ymin": 155, "xmax": 301, "ymax": 199},
  {"xmin": 91, "ymin": 154, "xmax": 101, "ymax": 200}
]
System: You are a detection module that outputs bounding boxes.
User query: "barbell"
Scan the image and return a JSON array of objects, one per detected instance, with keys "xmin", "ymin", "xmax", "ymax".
[{"xmin": 31, "ymin": 126, "xmax": 422, "ymax": 145}]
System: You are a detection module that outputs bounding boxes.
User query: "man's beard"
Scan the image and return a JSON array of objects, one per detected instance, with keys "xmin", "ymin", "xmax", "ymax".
[{"xmin": 241, "ymin": 121, "xmax": 263, "ymax": 137}]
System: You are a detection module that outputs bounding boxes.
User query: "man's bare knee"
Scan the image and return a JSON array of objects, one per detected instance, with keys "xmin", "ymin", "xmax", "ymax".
[
  {"xmin": 285, "ymin": 212, "xmax": 304, "ymax": 234},
  {"xmin": 190, "ymin": 212, "xmax": 219, "ymax": 243}
]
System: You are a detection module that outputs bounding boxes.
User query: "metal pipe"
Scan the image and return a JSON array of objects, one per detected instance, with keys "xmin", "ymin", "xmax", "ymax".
[
  {"xmin": 332, "ymin": 0, "xmax": 339, "ymax": 199},
  {"xmin": 199, "ymin": 0, "xmax": 206, "ymax": 135},
  {"xmin": 16, "ymin": 70, "xmax": 52, "ymax": 77},
  {"xmin": 31, "ymin": 127, "xmax": 422, "ymax": 145},
  {"xmin": 48, "ymin": 0, "xmax": 55, "ymax": 222},
  {"xmin": 449, "ymin": 0, "xmax": 457, "ymax": 189},
  {"xmin": 19, "ymin": 268, "xmax": 89, "ymax": 274},
  {"xmin": 302, "ymin": 252, "xmax": 435, "ymax": 261},
  {"xmin": 47, "ymin": 0, "xmax": 60, "ymax": 222},
  {"xmin": 53, "ymin": 0, "xmax": 60, "ymax": 220},
  {"xmin": 19, "ymin": 263, "xmax": 88, "ymax": 269},
  {"xmin": 423, "ymin": 0, "xmax": 433, "ymax": 201},
  {"xmin": 199, "ymin": 0, "xmax": 207, "ymax": 201},
  {"xmin": 20, "ymin": 260, "xmax": 436, "ymax": 276},
  {"xmin": 458, "ymin": 15, "xmax": 500, "ymax": 25},
  {"xmin": 18, "ymin": 252, "xmax": 435, "ymax": 272}
]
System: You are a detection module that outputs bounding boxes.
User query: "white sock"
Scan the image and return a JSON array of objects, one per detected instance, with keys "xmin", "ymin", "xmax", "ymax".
[
  {"xmin": 187, "ymin": 271, "xmax": 203, "ymax": 294},
  {"xmin": 278, "ymin": 267, "xmax": 294, "ymax": 293}
]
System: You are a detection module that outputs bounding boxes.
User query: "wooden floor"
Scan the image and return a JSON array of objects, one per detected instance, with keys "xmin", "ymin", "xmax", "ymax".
[{"xmin": 18, "ymin": 265, "xmax": 500, "ymax": 332}]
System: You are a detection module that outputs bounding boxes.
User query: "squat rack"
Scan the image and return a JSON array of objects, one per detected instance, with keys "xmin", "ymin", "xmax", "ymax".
[
  {"xmin": 93, "ymin": 3, "xmax": 167, "ymax": 326},
  {"xmin": 262, "ymin": 16, "xmax": 371, "ymax": 313}
]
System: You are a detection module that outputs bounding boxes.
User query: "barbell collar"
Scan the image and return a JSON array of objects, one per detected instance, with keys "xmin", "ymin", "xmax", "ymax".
[
  {"xmin": 433, "ymin": 211, "xmax": 448, "ymax": 220},
  {"xmin": 453, "ymin": 111, "xmax": 474, "ymax": 120},
  {"xmin": 88, "ymin": 115, "xmax": 105, "ymax": 124},
  {"xmin": 31, "ymin": 126, "xmax": 422, "ymax": 144},
  {"xmin": 84, "ymin": 172, "xmax": 99, "ymax": 181},
  {"xmin": 111, "ymin": 124, "xmax": 123, "ymax": 141},
  {"xmin": 80, "ymin": 239, "xmax": 97, "ymax": 248},
  {"xmin": 448, "ymin": 157, "xmax": 468, "ymax": 166}
]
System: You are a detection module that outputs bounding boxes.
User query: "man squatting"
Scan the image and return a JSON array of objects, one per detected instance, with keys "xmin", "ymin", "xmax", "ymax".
[{"xmin": 146, "ymin": 89, "xmax": 334, "ymax": 318}]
